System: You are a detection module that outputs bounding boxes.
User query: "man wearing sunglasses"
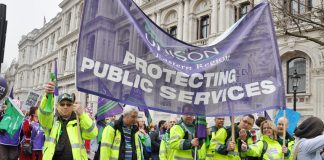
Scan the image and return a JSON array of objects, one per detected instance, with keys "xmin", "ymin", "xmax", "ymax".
[{"xmin": 37, "ymin": 82, "xmax": 98, "ymax": 160}]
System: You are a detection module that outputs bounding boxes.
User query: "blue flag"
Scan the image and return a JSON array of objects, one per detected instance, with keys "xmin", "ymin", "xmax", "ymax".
[
  {"xmin": 76, "ymin": 0, "xmax": 285, "ymax": 116},
  {"xmin": 274, "ymin": 108, "xmax": 300, "ymax": 135}
]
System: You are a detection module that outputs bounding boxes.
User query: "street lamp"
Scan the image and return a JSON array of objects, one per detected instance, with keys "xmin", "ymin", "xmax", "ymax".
[{"xmin": 291, "ymin": 70, "xmax": 300, "ymax": 111}]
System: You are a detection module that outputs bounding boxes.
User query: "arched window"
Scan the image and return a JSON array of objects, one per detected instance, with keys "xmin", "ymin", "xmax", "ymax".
[
  {"xmin": 287, "ymin": 57, "xmax": 306, "ymax": 93},
  {"xmin": 200, "ymin": 15, "xmax": 209, "ymax": 39},
  {"xmin": 169, "ymin": 26, "xmax": 177, "ymax": 37}
]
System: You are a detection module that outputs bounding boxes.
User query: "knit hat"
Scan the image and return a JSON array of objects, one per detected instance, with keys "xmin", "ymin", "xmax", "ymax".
[{"xmin": 294, "ymin": 117, "xmax": 324, "ymax": 139}]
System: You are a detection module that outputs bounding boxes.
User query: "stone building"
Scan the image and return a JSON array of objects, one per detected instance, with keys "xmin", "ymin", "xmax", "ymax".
[{"xmin": 5, "ymin": 0, "xmax": 324, "ymax": 122}]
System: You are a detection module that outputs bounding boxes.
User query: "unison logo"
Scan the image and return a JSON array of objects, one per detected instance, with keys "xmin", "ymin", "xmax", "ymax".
[{"xmin": 143, "ymin": 24, "xmax": 222, "ymax": 64}]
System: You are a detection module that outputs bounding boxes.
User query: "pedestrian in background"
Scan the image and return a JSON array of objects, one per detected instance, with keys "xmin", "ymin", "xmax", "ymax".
[{"xmin": 293, "ymin": 116, "xmax": 324, "ymax": 160}]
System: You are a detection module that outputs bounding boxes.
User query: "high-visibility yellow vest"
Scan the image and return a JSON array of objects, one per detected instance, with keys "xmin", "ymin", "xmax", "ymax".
[
  {"xmin": 206, "ymin": 127, "xmax": 229, "ymax": 160},
  {"xmin": 100, "ymin": 125, "xmax": 142, "ymax": 160},
  {"xmin": 169, "ymin": 123, "xmax": 206, "ymax": 160},
  {"xmin": 242, "ymin": 135, "xmax": 289, "ymax": 160},
  {"xmin": 38, "ymin": 96, "xmax": 98, "ymax": 160},
  {"xmin": 159, "ymin": 132, "xmax": 175, "ymax": 160}
]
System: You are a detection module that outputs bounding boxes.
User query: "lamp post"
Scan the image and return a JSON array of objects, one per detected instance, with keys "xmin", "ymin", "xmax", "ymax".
[{"xmin": 291, "ymin": 70, "xmax": 300, "ymax": 111}]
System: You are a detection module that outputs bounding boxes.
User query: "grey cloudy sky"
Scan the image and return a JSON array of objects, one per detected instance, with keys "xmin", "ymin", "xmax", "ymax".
[{"xmin": 0, "ymin": 0, "xmax": 61, "ymax": 72}]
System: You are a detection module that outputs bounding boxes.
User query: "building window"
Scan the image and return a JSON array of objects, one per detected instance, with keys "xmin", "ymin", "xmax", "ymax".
[
  {"xmin": 287, "ymin": 57, "xmax": 306, "ymax": 93},
  {"xmin": 198, "ymin": 15, "xmax": 209, "ymax": 39},
  {"xmin": 66, "ymin": 12, "xmax": 72, "ymax": 33},
  {"xmin": 234, "ymin": 1, "xmax": 253, "ymax": 21},
  {"xmin": 285, "ymin": 0, "xmax": 312, "ymax": 15},
  {"xmin": 62, "ymin": 49, "xmax": 67, "ymax": 72},
  {"xmin": 169, "ymin": 26, "xmax": 177, "ymax": 38}
]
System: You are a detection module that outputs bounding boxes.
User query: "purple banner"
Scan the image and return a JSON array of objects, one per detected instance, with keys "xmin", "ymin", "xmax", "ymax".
[{"xmin": 76, "ymin": 0, "xmax": 285, "ymax": 116}]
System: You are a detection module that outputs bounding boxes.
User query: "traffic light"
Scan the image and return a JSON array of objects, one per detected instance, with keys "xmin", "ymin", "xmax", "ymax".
[{"xmin": 0, "ymin": 4, "xmax": 7, "ymax": 67}]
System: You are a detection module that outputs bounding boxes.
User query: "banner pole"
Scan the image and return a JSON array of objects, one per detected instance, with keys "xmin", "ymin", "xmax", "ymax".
[
  {"xmin": 282, "ymin": 109, "xmax": 287, "ymax": 160},
  {"xmin": 231, "ymin": 114, "xmax": 235, "ymax": 142},
  {"xmin": 194, "ymin": 115, "xmax": 197, "ymax": 160}
]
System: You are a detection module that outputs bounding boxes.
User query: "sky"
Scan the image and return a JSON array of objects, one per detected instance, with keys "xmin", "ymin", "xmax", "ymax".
[{"xmin": 0, "ymin": 0, "xmax": 61, "ymax": 72}]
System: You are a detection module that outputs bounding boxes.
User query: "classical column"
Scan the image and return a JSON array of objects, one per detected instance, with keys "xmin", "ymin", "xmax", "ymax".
[
  {"xmin": 38, "ymin": 67, "xmax": 43, "ymax": 86},
  {"xmin": 156, "ymin": 10, "xmax": 161, "ymax": 26},
  {"xmin": 211, "ymin": 0, "xmax": 218, "ymax": 35},
  {"xmin": 188, "ymin": 15, "xmax": 196, "ymax": 42},
  {"xmin": 183, "ymin": 0, "xmax": 190, "ymax": 41},
  {"xmin": 225, "ymin": 1, "xmax": 232, "ymax": 29},
  {"xmin": 219, "ymin": 0, "xmax": 226, "ymax": 32},
  {"xmin": 177, "ymin": 0, "xmax": 184, "ymax": 40}
]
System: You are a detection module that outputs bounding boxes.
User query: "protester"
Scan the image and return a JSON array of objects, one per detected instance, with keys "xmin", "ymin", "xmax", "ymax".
[
  {"xmin": 169, "ymin": 104, "xmax": 205, "ymax": 159},
  {"xmin": 241, "ymin": 120, "xmax": 290, "ymax": 159},
  {"xmin": 30, "ymin": 108, "xmax": 44, "ymax": 160},
  {"xmin": 0, "ymin": 101, "xmax": 22, "ymax": 160},
  {"xmin": 138, "ymin": 117, "xmax": 152, "ymax": 159},
  {"xmin": 159, "ymin": 116, "xmax": 177, "ymax": 160},
  {"xmin": 20, "ymin": 106, "xmax": 39, "ymax": 160},
  {"xmin": 0, "ymin": 104, "xmax": 6, "ymax": 121},
  {"xmin": 255, "ymin": 116, "xmax": 267, "ymax": 140},
  {"xmin": 293, "ymin": 116, "xmax": 324, "ymax": 160},
  {"xmin": 150, "ymin": 120, "xmax": 166, "ymax": 160},
  {"xmin": 277, "ymin": 117, "xmax": 295, "ymax": 159},
  {"xmin": 225, "ymin": 114, "xmax": 256, "ymax": 159},
  {"xmin": 100, "ymin": 105, "xmax": 142, "ymax": 160},
  {"xmin": 206, "ymin": 117, "xmax": 228, "ymax": 160},
  {"xmin": 38, "ymin": 82, "xmax": 98, "ymax": 160}
]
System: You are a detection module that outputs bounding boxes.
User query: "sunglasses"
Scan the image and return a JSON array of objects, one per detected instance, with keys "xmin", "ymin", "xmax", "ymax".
[{"xmin": 59, "ymin": 103, "xmax": 73, "ymax": 107}]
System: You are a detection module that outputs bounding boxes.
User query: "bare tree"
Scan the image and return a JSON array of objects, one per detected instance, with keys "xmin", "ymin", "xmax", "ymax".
[{"xmin": 270, "ymin": 0, "xmax": 324, "ymax": 46}]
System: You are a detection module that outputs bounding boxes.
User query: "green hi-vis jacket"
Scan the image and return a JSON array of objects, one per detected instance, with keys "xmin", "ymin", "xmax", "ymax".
[
  {"xmin": 278, "ymin": 132, "xmax": 295, "ymax": 160},
  {"xmin": 206, "ymin": 126, "xmax": 229, "ymax": 160},
  {"xmin": 159, "ymin": 132, "xmax": 175, "ymax": 160},
  {"xmin": 225, "ymin": 124, "xmax": 255, "ymax": 160},
  {"xmin": 242, "ymin": 135, "xmax": 291, "ymax": 160},
  {"xmin": 100, "ymin": 124, "xmax": 142, "ymax": 160},
  {"xmin": 169, "ymin": 121, "xmax": 206, "ymax": 160},
  {"xmin": 37, "ymin": 96, "xmax": 98, "ymax": 160}
]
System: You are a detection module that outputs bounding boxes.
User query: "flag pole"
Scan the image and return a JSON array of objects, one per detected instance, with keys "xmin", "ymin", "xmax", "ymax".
[
  {"xmin": 194, "ymin": 115, "xmax": 197, "ymax": 160},
  {"xmin": 231, "ymin": 111, "xmax": 235, "ymax": 142},
  {"xmin": 282, "ymin": 109, "xmax": 287, "ymax": 160}
]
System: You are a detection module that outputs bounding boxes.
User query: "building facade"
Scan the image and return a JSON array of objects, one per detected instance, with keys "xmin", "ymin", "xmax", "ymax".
[{"xmin": 5, "ymin": 0, "xmax": 324, "ymax": 122}]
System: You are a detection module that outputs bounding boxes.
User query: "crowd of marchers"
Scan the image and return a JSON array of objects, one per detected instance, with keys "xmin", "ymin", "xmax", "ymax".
[{"xmin": 0, "ymin": 81, "xmax": 323, "ymax": 160}]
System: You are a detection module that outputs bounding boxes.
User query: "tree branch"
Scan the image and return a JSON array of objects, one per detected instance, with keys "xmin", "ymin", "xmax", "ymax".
[{"xmin": 285, "ymin": 31, "xmax": 324, "ymax": 46}]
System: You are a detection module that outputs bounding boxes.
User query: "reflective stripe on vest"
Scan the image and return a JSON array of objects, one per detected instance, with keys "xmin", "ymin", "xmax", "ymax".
[
  {"xmin": 206, "ymin": 153, "xmax": 214, "ymax": 157},
  {"xmin": 174, "ymin": 156, "xmax": 194, "ymax": 160},
  {"xmin": 211, "ymin": 139, "xmax": 223, "ymax": 150},
  {"xmin": 39, "ymin": 108, "xmax": 51, "ymax": 115},
  {"xmin": 71, "ymin": 143, "xmax": 85, "ymax": 149},
  {"xmin": 45, "ymin": 136, "xmax": 56, "ymax": 144},
  {"xmin": 101, "ymin": 142, "xmax": 112, "ymax": 148},
  {"xmin": 180, "ymin": 139, "xmax": 185, "ymax": 150},
  {"xmin": 169, "ymin": 135, "xmax": 180, "ymax": 141},
  {"xmin": 81, "ymin": 122, "xmax": 96, "ymax": 133},
  {"xmin": 228, "ymin": 151, "xmax": 239, "ymax": 156}
]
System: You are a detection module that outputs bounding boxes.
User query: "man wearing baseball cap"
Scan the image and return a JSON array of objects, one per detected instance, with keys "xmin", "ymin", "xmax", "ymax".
[{"xmin": 37, "ymin": 82, "xmax": 98, "ymax": 160}]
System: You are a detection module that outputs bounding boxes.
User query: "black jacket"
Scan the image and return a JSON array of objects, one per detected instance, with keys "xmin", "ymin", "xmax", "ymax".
[
  {"xmin": 150, "ymin": 129, "xmax": 162, "ymax": 153},
  {"xmin": 113, "ymin": 116, "xmax": 139, "ymax": 160}
]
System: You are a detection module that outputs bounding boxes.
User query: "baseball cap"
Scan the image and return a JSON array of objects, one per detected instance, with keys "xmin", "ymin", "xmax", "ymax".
[{"xmin": 57, "ymin": 93, "xmax": 73, "ymax": 103}]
